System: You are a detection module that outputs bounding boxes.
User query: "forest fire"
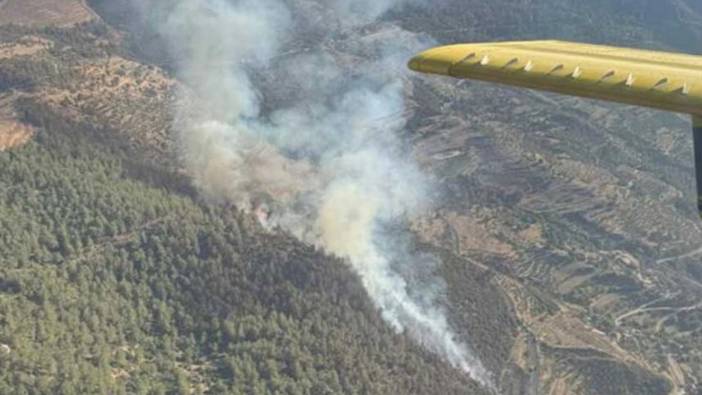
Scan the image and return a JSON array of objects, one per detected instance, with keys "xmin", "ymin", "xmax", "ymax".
[{"xmin": 253, "ymin": 201, "xmax": 271, "ymax": 226}]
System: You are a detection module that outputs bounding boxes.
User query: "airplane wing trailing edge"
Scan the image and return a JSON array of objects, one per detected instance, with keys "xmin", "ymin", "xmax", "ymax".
[{"xmin": 409, "ymin": 40, "xmax": 702, "ymax": 218}]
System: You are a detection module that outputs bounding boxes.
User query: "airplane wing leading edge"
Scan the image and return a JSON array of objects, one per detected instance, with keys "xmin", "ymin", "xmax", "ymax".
[{"xmin": 409, "ymin": 40, "xmax": 702, "ymax": 218}]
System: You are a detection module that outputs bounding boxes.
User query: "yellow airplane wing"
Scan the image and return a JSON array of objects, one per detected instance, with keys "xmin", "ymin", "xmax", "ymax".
[
  {"xmin": 409, "ymin": 40, "xmax": 702, "ymax": 218},
  {"xmin": 409, "ymin": 40, "xmax": 702, "ymax": 117}
]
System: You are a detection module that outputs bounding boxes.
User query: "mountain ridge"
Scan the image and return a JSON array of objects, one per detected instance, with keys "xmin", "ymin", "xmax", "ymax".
[{"xmin": 1, "ymin": 1, "xmax": 701, "ymax": 393}]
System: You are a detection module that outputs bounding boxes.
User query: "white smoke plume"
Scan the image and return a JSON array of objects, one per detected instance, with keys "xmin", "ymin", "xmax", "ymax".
[{"xmin": 148, "ymin": 0, "xmax": 494, "ymax": 388}]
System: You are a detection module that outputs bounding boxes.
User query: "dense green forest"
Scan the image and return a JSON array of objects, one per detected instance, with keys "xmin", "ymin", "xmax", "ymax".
[{"xmin": 0, "ymin": 104, "xmax": 488, "ymax": 394}]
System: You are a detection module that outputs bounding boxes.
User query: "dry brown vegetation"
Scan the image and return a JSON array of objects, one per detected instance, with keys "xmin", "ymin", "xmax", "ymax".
[
  {"xmin": 36, "ymin": 56, "xmax": 177, "ymax": 157},
  {"xmin": 0, "ymin": 119, "xmax": 33, "ymax": 150},
  {"xmin": 0, "ymin": 36, "xmax": 51, "ymax": 59},
  {"xmin": 0, "ymin": 0, "xmax": 95, "ymax": 27},
  {"xmin": 0, "ymin": 25, "xmax": 176, "ymax": 156},
  {"xmin": 0, "ymin": 92, "xmax": 33, "ymax": 150}
]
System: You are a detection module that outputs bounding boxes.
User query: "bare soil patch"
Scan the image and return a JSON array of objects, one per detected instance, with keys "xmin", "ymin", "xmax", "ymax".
[
  {"xmin": 0, "ymin": 93, "xmax": 33, "ymax": 150},
  {"xmin": 0, "ymin": 119, "xmax": 33, "ymax": 151}
]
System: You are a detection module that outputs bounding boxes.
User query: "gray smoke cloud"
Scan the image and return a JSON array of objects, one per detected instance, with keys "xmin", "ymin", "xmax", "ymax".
[{"xmin": 149, "ymin": 0, "xmax": 494, "ymax": 388}]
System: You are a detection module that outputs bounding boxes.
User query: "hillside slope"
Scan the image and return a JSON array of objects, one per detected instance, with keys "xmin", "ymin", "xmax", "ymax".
[
  {"xmin": 1, "ymin": 1, "xmax": 701, "ymax": 394},
  {"xmin": 0, "ymin": 101, "xmax": 509, "ymax": 394},
  {"xmin": 400, "ymin": 1, "xmax": 702, "ymax": 393}
]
